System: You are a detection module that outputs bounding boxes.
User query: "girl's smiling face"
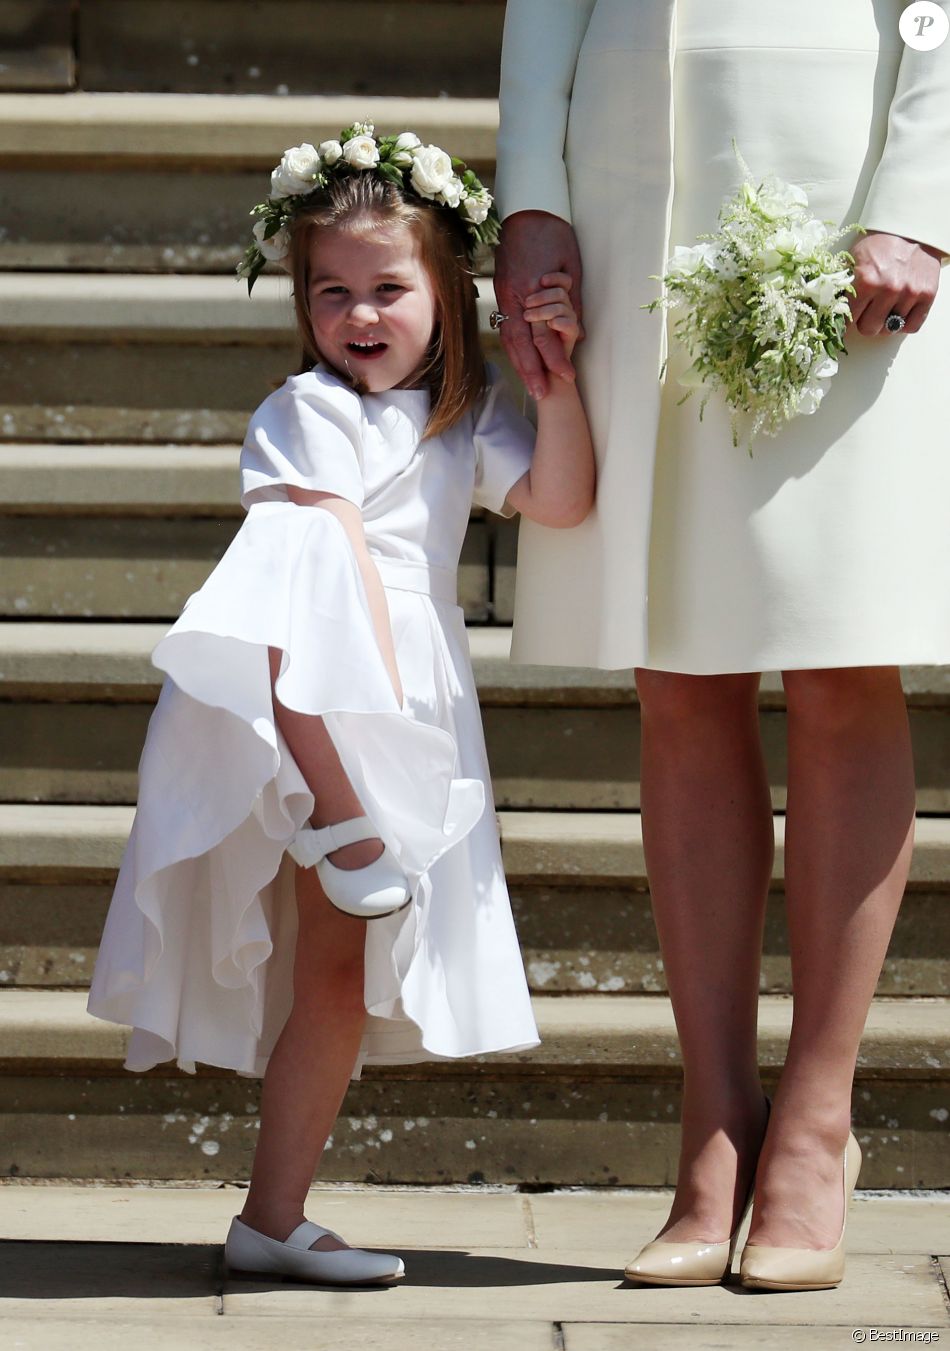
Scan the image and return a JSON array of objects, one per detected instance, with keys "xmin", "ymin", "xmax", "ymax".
[{"xmin": 306, "ymin": 222, "xmax": 438, "ymax": 392}]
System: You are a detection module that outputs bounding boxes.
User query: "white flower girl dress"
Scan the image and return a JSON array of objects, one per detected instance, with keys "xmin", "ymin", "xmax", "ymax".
[{"xmin": 87, "ymin": 364, "xmax": 540, "ymax": 1077}]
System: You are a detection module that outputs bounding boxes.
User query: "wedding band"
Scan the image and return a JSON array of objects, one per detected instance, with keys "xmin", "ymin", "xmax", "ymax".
[
  {"xmin": 489, "ymin": 311, "xmax": 509, "ymax": 330},
  {"xmin": 885, "ymin": 312, "xmax": 906, "ymax": 333}
]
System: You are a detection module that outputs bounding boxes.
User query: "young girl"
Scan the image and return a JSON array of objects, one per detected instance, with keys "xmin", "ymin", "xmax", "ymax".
[{"xmin": 87, "ymin": 122, "xmax": 594, "ymax": 1285}]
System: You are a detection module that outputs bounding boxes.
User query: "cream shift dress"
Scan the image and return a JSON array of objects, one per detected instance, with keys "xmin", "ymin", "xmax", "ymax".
[
  {"xmin": 87, "ymin": 364, "xmax": 540, "ymax": 1077},
  {"xmin": 497, "ymin": 0, "xmax": 950, "ymax": 673}
]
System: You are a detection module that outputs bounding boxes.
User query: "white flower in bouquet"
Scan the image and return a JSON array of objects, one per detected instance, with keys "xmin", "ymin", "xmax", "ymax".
[
  {"xmin": 342, "ymin": 134, "xmax": 380, "ymax": 170},
  {"xmin": 270, "ymin": 143, "xmax": 322, "ymax": 198},
  {"xmin": 647, "ymin": 144, "xmax": 861, "ymax": 449},
  {"xmin": 752, "ymin": 174, "xmax": 808, "ymax": 220}
]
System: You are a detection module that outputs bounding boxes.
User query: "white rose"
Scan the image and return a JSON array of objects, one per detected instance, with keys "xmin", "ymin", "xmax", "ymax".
[
  {"xmin": 440, "ymin": 175, "xmax": 464, "ymax": 209},
  {"xmin": 270, "ymin": 143, "xmax": 322, "ymax": 199},
  {"xmin": 318, "ymin": 139, "xmax": 343, "ymax": 166},
  {"xmin": 252, "ymin": 217, "xmax": 291, "ymax": 261},
  {"xmin": 342, "ymin": 135, "xmax": 380, "ymax": 170},
  {"xmin": 461, "ymin": 190, "xmax": 491, "ymax": 225},
  {"xmin": 410, "ymin": 144, "xmax": 455, "ymax": 198},
  {"xmin": 668, "ymin": 243, "xmax": 717, "ymax": 277},
  {"xmin": 391, "ymin": 131, "xmax": 421, "ymax": 167},
  {"xmin": 755, "ymin": 175, "xmax": 809, "ymax": 220}
]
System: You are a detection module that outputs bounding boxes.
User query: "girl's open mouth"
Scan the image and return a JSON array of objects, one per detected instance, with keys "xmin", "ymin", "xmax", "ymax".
[{"xmin": 346, "ymin": 340, "xmax": 388, "ymax": 359}]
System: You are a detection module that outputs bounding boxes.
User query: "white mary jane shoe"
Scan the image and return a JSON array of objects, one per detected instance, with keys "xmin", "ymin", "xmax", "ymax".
[
  {"xmin": 288, "ymin": 815, "xmax": 411, "ymax": 920},
  {"xmin": 225, "ymin": 1215, "xmax": 405, "ymax": 1285}
]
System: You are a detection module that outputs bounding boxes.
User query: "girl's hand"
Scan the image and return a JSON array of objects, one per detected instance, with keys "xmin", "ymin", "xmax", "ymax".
[
  {"xmin": 848, "ymin": 231, "xmax": 942, "ymax": 336},
  {"xmin": 523, "ymin": 272, "xmax": 583, "ymax": 377}
]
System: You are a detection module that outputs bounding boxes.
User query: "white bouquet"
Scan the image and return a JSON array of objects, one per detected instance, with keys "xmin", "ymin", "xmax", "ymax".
[{"xmin": 647, "ymin": 146, "xmax": 861, "ymax": 450}]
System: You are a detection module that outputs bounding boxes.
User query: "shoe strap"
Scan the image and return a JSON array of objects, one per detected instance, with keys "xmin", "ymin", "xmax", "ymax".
[
  {"xmin": 288, "ymin": 816, "xmax": 378, "ymax": 867},
  {"xmin": 284, "ymin": 1220, "xmax": 342, "ymax": 1250}
]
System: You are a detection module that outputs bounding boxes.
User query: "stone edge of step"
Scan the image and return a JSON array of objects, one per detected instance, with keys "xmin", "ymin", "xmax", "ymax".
[
  {"xmin": 1, "ymin": 804, "xmax": 949, "ymax": 887},
  {"xmin": 0, "ymin": 987, "xmax": 947, "ymax": 1074},
  {"xmin": 0, "ymin": 92, "xmax": 500, "ymax": 162},
  {"xmin": 0, "ymin": 273, "xmax": 499, "ymax": 340},
  {"xmin": 1, "ymin": 625, "xmax": 948, "ymax": 707}
]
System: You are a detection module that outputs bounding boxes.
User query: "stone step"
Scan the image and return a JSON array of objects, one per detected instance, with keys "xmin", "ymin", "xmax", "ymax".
[
  {"xmin": 0, "ymin": 987, "xmax": 947, "ymax": 1186},
  {"xmin": 0, "ymin": 273, "xmax": 504, "ymax": 442},
  {"xmin": 0, "ymin": 1, "xmax": 74, "ymax": 92},
  {"xmin": 0, "ymin": 92, "xmax": 498, "ymax": 272},
  {"xmin": 0, "ymin": 443, "xmax": 517, "ymax": 620},
  {"xmin": 0, "ymin": 624, "xmax": 947, "ymax": 813},
  {"xmin": 0, "ymin": 509, "xmax": 504, "ymax": 622},
  {"xmin": 70, "ymin": 1, "xmax": 506, "ymax": 99},
  {"xmin": 1, "ymin": 805, "xmax": 947, "ymax": 998}
]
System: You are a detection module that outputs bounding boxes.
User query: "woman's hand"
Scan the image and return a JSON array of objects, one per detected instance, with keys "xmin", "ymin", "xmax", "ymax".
[
  {"xmin": 494, "ymin": 210, "xmax": 584, "ymax": 400},
  {"xmin": 848, "ymin": 231, "xmax": 943, "ymax": 336},
  {"xmin": 523, "ymin": 272, "xmax": 582, "ymax": 367}
]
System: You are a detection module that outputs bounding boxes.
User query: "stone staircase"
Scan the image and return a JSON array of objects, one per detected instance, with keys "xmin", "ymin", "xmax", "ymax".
[{"xmin": 1, "ymin": 1, "xmax": 947, "ymax": 1188}]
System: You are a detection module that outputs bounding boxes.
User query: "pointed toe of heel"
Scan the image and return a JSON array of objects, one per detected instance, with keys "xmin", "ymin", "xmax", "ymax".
[
  {"xmin": 739, "ymin": 1131, "xmax": 862, "ymax": 1292},
  {"xmin": 624, "ymin": 1238, "xmax": 733, "ymax": 1286}
]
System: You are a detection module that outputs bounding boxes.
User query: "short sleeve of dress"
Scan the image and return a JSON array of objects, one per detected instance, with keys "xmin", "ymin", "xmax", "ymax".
[
  {"xmin": 471, "ymin": 363, "xmax": 536, "ymax": 518},
  {"xmin": 240, "ymin": 368, "xmax": 365, "ymax": 510}
]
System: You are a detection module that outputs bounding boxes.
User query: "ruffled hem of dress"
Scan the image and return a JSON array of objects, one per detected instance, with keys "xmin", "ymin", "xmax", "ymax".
[{"xmin": 87, "ymin": 501, "xmax": 489, "ymax": 1075}]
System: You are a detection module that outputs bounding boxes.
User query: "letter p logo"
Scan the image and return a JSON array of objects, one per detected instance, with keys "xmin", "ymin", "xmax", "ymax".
[{"xmin": 900, "ymin": 1, "xmax": 949, "ymax": 49}]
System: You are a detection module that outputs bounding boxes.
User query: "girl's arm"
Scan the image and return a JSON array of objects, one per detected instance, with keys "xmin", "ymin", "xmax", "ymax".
[
  {"xmin": 287, "ymin": 486, "xmax": 404, "ymax": 705},
  {"xmin": 502, "ymin": 273, "xmax": 595, "ymax": 529}
]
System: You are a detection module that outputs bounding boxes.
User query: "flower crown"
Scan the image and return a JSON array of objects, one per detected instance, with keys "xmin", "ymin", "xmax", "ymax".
[{"xmin": 238, "ymin": 120, "xmax": 500, "ymax": 293}]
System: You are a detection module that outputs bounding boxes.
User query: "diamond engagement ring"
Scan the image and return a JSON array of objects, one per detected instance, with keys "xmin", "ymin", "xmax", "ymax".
[
  {"xmin": 489, "ymin": 311, "xmax": 509, "ymax": 330},
  {"xmin": 885, "ymin": 312, "xmax": 907, "ymax": 333}
]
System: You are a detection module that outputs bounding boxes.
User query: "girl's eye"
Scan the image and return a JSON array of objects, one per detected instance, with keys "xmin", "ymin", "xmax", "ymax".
[{"xmin": 378, "ymin": 283, "xmax": 405, "ymax": 294}]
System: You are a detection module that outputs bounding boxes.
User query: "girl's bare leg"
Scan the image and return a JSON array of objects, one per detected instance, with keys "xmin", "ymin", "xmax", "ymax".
[
  {"xmin": 635, "ymin": 669, "xmax": 774, "ymax": 1242},
  {"xmin": 268, "ymin": 647, "xmax": 382, "ymax": 871},
  {"xmin": 238, "ymin": 650, "xmax": 377, "ymax": 1250},
  {"xmin": 239, "ymin": 866, "xmax": 367, "ymax": 1251},
  {"xmin": 748, "ymin": 666, "xmax": 915, "ymax": 1249}
]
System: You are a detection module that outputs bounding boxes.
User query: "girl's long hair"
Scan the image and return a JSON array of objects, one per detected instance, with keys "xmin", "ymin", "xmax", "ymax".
[{"xmin": 288, "ymin": 175, "xmax": 485, "ymax": 439}]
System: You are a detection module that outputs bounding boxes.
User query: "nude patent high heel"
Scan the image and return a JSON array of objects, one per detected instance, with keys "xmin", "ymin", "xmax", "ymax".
[
  {"xmin": 624, "ymin": 1185, "xmax": 754, "ymax": 1287},
  {"xmin": 288, "ymin": 816, "xmax": 411, "ymax": 920},
  {"xmin": 739, "ymin": 1131, "xmax": 862, "ymax": 1292},
  {"xmin": 624, "ymin": 1099, "xmax": 770, "ymax": 1287}
]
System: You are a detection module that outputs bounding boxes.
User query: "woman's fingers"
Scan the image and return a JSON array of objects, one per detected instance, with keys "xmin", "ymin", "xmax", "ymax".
[{"xmin": 848, "ymin": 232, "xmax": 941, "ymax": 336}]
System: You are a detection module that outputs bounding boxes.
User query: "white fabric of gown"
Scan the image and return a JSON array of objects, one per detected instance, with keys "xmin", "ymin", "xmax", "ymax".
[{"xmin": 87, "ymin": 363, "xmax": 540, "ymax": 1077}]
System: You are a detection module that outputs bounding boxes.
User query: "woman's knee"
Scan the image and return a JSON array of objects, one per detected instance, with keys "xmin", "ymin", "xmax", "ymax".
[
  {"xmin": 782, "ymin": 666, "xmax": 904, "ymax": 734},
  {"xmin": 635, "ymin": 668, "xmax": 761, "ymax": 724}
]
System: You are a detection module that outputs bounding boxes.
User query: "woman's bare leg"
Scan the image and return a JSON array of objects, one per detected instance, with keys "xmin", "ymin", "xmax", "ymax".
[
  {"xmin": 636, "ymin": 669, "xmax": 774, "ymax": 1242},
  {"xmin": 240, "ymin": 866, "xmax": 367, "ymax": 1251},
  {"xmin": 748, "ymin": 665, "xmax": 915, "ymax": 1249}
]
